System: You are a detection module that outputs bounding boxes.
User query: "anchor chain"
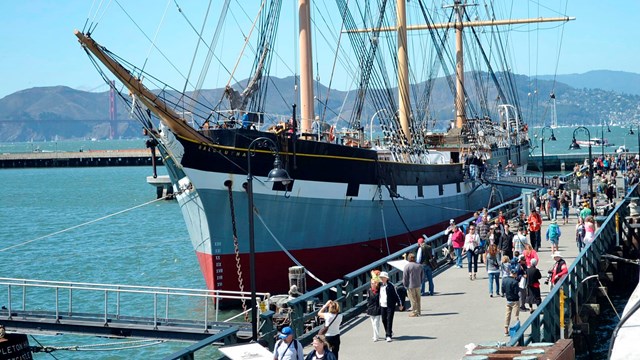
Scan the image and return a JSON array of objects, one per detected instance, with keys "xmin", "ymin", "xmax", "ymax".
[{"xmin": 226, "ymin": 183, "xmax": 249, "ymax": 322}]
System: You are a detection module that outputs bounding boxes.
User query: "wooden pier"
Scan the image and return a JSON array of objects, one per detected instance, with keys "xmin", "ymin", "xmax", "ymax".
[{"xmin": 0, "ymin": 149, "xmax": 162, "ymax": 168}]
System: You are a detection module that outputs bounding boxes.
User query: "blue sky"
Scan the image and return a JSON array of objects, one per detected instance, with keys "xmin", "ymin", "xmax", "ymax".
[{"xmin": 0, "ymin": 1, "xmax": 638, "ymax": 99}]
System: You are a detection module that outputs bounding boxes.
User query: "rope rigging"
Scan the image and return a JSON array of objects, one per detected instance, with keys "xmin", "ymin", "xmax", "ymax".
[{"xmin": 0, "ymin": 194, "xmax": 175, "ymax": 253}]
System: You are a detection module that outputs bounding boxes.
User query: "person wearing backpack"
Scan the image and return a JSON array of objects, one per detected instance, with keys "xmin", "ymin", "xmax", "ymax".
[
  {"xmin": 273, "ymin": 326, "xmax": 304, "ymax": 360},
  {"xmin": 546, "ymin": 219, "xmax": 562, "ymax": 253}
]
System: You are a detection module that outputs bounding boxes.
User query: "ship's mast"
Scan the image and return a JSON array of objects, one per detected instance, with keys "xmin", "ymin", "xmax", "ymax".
[
  {"xmin": 396, "ymin": 0, "xmax": 411, "ymax": 144},
  {"xmin": 345, "ymin": 2, "xmax": 574, "ymax": 131},
  {"xmin": 298, "ymin": 0, "xmax": 314, "ymax": 135},
  {"xmin": 452, "ymin": 1, "xmax": 466, "ymax": 129}
]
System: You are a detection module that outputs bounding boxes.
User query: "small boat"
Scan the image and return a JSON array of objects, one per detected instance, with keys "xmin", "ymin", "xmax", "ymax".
[{"xmin": 576, "ymin": 138, "xmax": 614, "ymax": 147}]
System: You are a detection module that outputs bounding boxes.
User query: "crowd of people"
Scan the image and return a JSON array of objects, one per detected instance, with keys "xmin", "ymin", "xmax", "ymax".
[{"xmin": 273, "ymin": 157, "xmax": 626, "ymax": 357}]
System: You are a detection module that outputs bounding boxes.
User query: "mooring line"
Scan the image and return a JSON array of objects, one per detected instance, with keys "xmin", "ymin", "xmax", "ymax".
[{"xmin": 0, "ymin": 195, "xmax": 172, "ymax": 253}]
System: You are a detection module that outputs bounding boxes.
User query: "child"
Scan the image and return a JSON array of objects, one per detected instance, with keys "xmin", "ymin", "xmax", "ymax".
[
  {"xmin": 546, "ymin": 219, "xmax": 562, "ymax": 253},
  {"xmin": 499, "ymin": 255, "xmax": 511, "ymax": 297}
]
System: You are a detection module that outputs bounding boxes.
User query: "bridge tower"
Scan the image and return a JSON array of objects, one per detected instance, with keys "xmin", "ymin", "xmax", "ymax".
[{"xmin": 109, "ymin": 80, "xmax": 117, "ymax": 139}]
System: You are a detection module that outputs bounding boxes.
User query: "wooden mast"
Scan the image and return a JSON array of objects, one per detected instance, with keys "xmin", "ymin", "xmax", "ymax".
[
  {"xmin": 454, "ymin": 1, "xmax": 465, "ymax": 129},
  {"xmin": 298, "ymin": 0, "xmax": 314, "ymax": 135},
  {"xmin": 345, "ymin": 6, "xmax": 575, "ymax": 132},
  {"xmin": 397, "ymin": 0, "xmax": 411, "ymax": 144},
  {"xmin": 74, "ymin": 30, "xmax": 210, "ymax": 144}
]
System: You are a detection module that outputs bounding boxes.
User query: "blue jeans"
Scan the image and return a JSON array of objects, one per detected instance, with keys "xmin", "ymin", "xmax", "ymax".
[
  {"xmin": 488, "ymin": 272, "xmax": 500, "ymax": 295},
  {"xmin": 550, "ymin": 207, "xmax": 558, "ymax": 220},
  {"xmin": 421, "ymin": 265, "xmax": 434, "ymax": 295},
  {"xmin": 455, "ymin": 248, "xmax": 463, "ymax": 267},
  {"xmin": 562, "ymin": 206, "xmax": 569, "ymax": 220},
  {"xmin": 467, "ymin": 250, "xmax": 478, "ymax": 273}
]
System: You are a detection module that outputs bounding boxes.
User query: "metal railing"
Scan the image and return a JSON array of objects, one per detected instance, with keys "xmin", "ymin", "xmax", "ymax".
[
  {"xmin": 0, "ymin": 278, "xmax": 270, "ymax": 339},
  {"xmin": 509, "ymin": 184, "xmax": 637, "ymax": 346},
  {"xmin": 286, "ymin": 195, "xmax": 524, "ymax": 346}
]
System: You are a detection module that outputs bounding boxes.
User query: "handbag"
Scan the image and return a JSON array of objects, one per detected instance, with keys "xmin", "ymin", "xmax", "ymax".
[
  {"xmin": 318, "ymin": 314, "xmax": 338, "ymax": 335},
  {"xmin": 429, "ymin": 257, "xmax": 438, "ymax": 269}
]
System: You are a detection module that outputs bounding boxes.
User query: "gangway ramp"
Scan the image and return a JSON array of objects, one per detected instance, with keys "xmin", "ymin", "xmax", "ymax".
[{"xmin": 0, "ymin": 279, "xmax": 261, "ymax": 341}]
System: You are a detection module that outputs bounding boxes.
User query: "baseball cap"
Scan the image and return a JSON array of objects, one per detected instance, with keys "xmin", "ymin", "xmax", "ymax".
[{"xmin": 278, "ymin": 326, "xmax": 294, "ymax": 339}]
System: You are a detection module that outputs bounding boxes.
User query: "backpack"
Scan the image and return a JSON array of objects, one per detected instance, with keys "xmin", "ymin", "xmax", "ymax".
[
  {"xmin": 275, "ymin": 339, "xmax": 301, "ymax": 360},
  {"xmin": 548, "ymin": 224, "xmax": 559, "ymax": 239}
]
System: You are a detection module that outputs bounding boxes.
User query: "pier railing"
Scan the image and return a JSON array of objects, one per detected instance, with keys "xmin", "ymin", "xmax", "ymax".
[
  {"xmin": 286, "ymin": 195, "xmax": 524, "ymax": 346},
  {"xmin": 0, "ymin": 278, "xmax": 270, "ymax": 341},
  {"xmin": 509, "ymin": 184, "xmax": 638, "ymax": 346}
]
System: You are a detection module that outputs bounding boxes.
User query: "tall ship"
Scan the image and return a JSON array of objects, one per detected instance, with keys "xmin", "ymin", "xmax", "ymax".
[{"xmin": 75, "ymin": 1, "xmax": 572, "ymax": 294}]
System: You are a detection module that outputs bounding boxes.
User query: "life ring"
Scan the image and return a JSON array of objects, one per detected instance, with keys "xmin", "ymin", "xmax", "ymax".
[{"xmin": 328, "ymin": 126, "xmax": 335, "ymax": 143}]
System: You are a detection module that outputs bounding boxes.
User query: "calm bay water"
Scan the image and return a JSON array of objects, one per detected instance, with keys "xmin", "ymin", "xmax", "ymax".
[{"xmin": 0, "ymin": 159, "xmax": 223, "ymax": 358}]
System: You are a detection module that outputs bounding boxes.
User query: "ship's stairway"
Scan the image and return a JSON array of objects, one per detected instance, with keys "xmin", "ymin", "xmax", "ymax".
[{"xmin": 0, "ymin": 279, "xmax": 259, "ymax": 342}]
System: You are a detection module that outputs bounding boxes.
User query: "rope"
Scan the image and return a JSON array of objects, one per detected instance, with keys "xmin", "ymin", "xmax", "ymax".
[
  {"xmin": 253, "ymin": 210, "xmax": 326, "ymax": 286},
  {"xmin": 378, "ymin": 184, "xmax": 391, "ymax": 255},
  {"xmin": 0, "ymin": 194, "xmax": 174, "ymax": 253},
  {"xmin": 32, "ymin": 339, "xmax": 165, "ymax": 353}
]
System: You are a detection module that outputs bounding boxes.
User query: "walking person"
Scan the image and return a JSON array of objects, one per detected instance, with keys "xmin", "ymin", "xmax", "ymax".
[
  {"xmin": 499, "ymin": 255, "xmax": 511, "ymax": 297},
  {"xmin": 451, "ymin": 225, "xmax": 465, "ymax": 268},
  {"xmin": 415, "ymin": 236, "xmax": 434, "ymax": 296},
  {"xmin": 583, "ymin": 215, "xmax": 596, "ymax": 246},
  {"xmin": 305, "ymin": 336, "xmax": 337, "ymax": 360},
  {"xmin": 464, "ymin": 225, "xmax": 480, "ymax": 280},
  {"xmin": 560, "ymin": 190, "xmax": 571, "ymax": 225},
  {"xmin": 403, "ymin": 253, "xmax": 424, "ymax": 317},
  {"xmin": 522, "ymin": 244, "xmax": 539, "ymax": 268},
  {"xmin": 378, "ymin": 272, "xmax": 402, "ymax": 342},
  {"xmin": 550, "ymin": 252, "xmax": 569, "ymax": 287},
  {"xmin": 486, "ymin": 244, "xmax": 501, "ymax": 297},
  {"xmin": 525, "ymin": 258, "xmax": 542, "ymax": 313},
  {"xmin": 501, "ymin": 269, "xmax": 520, "ymax": 336},
  {"xmin": 546, "ymin": 219, "xmax": 562, "ymax": 253},
  {"xmin": 516, "ymin": 255, "xmax": 528, "ymax": 311},
  {"xmin": 317, "ymin": 300, "xmax": 343, "ymax": 358},
  {"xmin": 273, "ymin": 326, "xmax": 304, "ymax": 360},
  {"xmin": 512, "ymin": 227, "xmax": 529, "ymax": 256},
  {"xmin": 498, "ymin": 223, "xmax": 514, "ymax": 260},
  {"xmin": 575, "ymin": 217, "xmax": 586, "ymax": 251},
  {"xmin": 366, "ymin": 271, "xmax": 381, "ymax": 342},
  {"xmin": 548, "ymin": 190, "xmax": 559, "ymax": 220},
  {"xmin": 528, "ymin": 209, "xmax": 543, "ymax": 252}
]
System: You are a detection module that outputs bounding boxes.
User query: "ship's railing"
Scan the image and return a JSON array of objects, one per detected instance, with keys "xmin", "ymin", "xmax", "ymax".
[
  {"xmin": 0, "ymin": 278, "xmax": 270, "ymax": 336},
  {"xmin": 508, "ymin": 183, "xmax": 638, "ymax": 346},
  {"xmin": 286, "ymin": 195, "xmax": 524, "ymax": 347}
]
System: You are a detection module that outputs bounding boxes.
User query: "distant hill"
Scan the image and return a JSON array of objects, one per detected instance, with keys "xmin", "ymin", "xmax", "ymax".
[
  {"xmin": 1, "ymin": 71, "xmax": 639, "ymax": 142},
  {"xmin": 536, "ymin": 70, "xmax": 640, "ymax": 96}
]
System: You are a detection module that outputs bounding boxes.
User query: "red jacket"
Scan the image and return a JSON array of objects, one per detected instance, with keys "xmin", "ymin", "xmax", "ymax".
[{"xmin": 528, "ymin": 212, "xmax": 542, "ymax": 232}]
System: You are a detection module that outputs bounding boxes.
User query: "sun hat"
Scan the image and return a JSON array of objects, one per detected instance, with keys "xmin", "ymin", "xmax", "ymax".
[
  {"xmin": 379, "ymin": 271, "xmax": 389, "ymax": 279},
  {"xmin": 278, "ymin": 326, "xmax": 294, "ymax": 339},
  {"xmin": 552, "ymin": 251, "xmax": 562, "ymax": 258},
  {"xmin": 550, "ymin": 218, "xmax": 557, "ymax": 224}
]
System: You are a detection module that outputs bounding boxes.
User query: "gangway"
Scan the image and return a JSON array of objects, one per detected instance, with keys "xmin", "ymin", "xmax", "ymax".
[{"xmin": 0, "ymin": 278, "xmax": 267, "ymax": 342}]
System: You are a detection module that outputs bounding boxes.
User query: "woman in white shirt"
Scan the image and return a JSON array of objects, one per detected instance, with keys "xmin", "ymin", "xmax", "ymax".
[
  {"xmin": 463, "ymin": 224, "xmax": 480, "ymax": 280},
  {"xmin": 318, "ymin": 300, "xmax": 343, "ymax": 359}
]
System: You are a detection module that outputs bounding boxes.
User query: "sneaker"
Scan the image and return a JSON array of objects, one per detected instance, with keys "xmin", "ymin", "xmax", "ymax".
[
  {"xmin": 373, "ymin": 338, "xmax": 378, "ymax": 342},
  {"xmin": 490, "ymin": 294, "xmax": 493, "ymax": 298},
  {"xmin": 409, "ymin": 313, "xmax": 419, "ymax": 317},
  {"xmin": 386, "ymin": 337, "xmax": 392, "ymax": 342}
]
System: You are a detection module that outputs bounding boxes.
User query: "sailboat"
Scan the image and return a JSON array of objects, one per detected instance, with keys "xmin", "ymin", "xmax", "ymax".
[{"xmin": 75, "ymin": 1, "xmax": 573, "ymax": 295}]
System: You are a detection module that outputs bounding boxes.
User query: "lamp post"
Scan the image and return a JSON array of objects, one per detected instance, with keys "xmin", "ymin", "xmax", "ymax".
[
  {"xmin": 600, "ymin": 122, "xmax": 605, "ymax": 157},
  {"xmin": 569, "ymin": 126, "xmax": 593, "ymax": 211},
  {"xmin": 246, "ymin": 136, "xmax": 292, "ymax": 341},
  {"xmin": 540, "ymin": 126, "xmax": 557, "ymax": 186}
]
